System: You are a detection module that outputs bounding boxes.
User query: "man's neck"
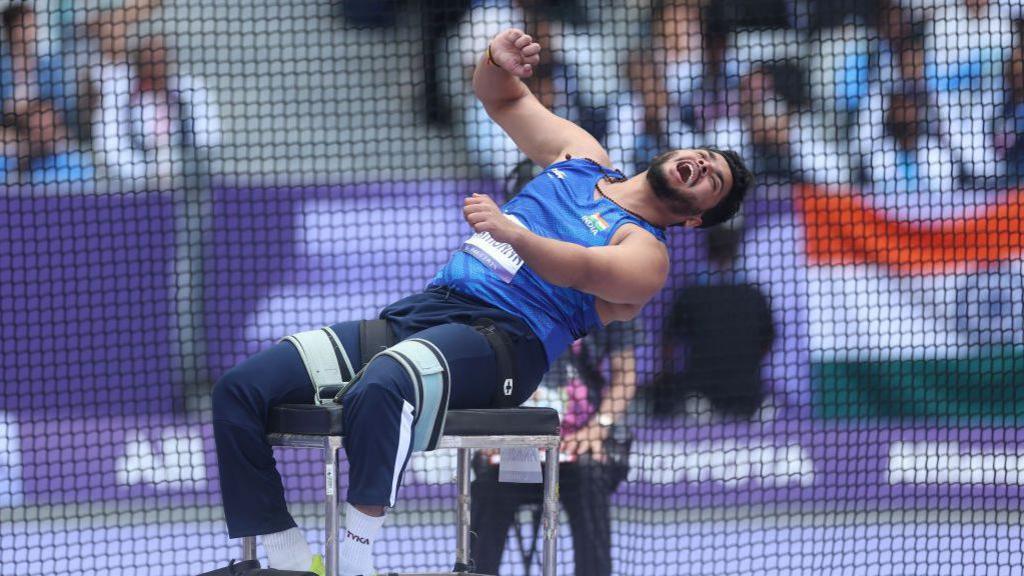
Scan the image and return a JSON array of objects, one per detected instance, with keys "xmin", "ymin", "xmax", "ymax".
[{"xmin": 598, "ymin": 172, "xmax": 672, "ymax": 228}]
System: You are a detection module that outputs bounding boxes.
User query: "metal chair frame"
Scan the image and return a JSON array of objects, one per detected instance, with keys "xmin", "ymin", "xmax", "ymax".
[{"xmin": 241, "ymin": 431, "xmax": 560, "ymax": 576}]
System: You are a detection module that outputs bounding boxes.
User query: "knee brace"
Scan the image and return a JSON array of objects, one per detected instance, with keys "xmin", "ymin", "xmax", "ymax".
[{"xmin": 375, "ymin": 338, "xmax": 452, "ymax": 452}]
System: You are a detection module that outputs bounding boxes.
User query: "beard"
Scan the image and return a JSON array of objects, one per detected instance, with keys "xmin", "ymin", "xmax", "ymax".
[{"xmin": 646, "ymin": 152, "xmax": 701, "ymax": 217}]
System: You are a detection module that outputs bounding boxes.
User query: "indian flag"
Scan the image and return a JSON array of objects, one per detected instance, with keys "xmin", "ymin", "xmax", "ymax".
[
  {"xmin": 582, "ymin": 213, "xmax": 610, "ymax": 234},
  {"xmin": 796, "ymin": 184, "xmax": 1024, "ymax": 423}
]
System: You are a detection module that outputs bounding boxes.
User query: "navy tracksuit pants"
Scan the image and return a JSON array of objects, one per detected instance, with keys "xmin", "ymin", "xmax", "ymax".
[{"xmin": 212, "ymin": 287, "xmax": 548, "ymax": 538}]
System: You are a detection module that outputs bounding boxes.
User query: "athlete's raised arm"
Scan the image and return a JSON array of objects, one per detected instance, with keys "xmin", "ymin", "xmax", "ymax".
[{"xmin": 473, "ymin": 28, "xmax": 610, "ymax": 168}]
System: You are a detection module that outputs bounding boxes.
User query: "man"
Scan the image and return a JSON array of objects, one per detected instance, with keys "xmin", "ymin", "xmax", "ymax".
[
  {"xmin": 79, "ymin": 2, "xmax": 222, "ymax": 183},
  {"xmin": 1, "ymin": 4, "xmax": 94, "ymax": 184},
  {"xmin": 469, "ymin": 319, "xmax": 643, "ymax": 576},
  {"xmin": 198, "ymin": 28, "xmax": 752, "ymax": 576}
]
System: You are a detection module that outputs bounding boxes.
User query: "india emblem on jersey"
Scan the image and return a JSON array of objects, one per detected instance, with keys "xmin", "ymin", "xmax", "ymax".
[{"xmin": 582, "ymin": 213, "xmax": 609, "ymax": 235}]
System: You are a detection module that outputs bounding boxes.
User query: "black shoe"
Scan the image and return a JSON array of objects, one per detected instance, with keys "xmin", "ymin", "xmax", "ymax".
[{"xmin": 196, "ymin": 560, "xmax": 262, "ymax": 576}]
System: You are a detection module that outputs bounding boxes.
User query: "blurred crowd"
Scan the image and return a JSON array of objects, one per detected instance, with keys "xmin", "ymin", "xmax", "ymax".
[
  {"xmin": 7, "ymin": 0, "xmax": 1023, "ymax": 197},
  {"xmin": 436, "ymin": 0, "xmax": 1024, "ymax": 205},
  {"xmin": 0, "ymin": 0, "xmax": 220, "ymax": 187}
]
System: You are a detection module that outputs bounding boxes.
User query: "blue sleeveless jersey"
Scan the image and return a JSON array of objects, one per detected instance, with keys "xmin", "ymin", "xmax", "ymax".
[{"xmin": 431, "ymin": 158, "xmax": 668, "ymax": 366}]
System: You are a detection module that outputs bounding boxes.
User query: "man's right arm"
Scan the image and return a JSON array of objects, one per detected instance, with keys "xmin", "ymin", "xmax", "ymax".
[
  {"xmin": 464, "ymin": 193, "xmax": 669, "ymax": 306},
  {"xmin": 473, "ymin": 29, "xmax": 610, "ymax": 168}
]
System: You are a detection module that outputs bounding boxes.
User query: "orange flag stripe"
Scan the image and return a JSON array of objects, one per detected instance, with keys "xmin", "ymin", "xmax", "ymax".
[{"xmin": 796, "ymin": 184, "xmax": 1024, "ymax": 275}]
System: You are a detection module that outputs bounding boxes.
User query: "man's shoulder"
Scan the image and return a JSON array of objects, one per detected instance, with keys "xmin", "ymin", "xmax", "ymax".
[
  {"xmin": 612, "ymin": 223, "xmax": 668, "ymax": 252},
  {"xmin": 527, "ymin": 157, "xmax": 606, "ymax": 192},
  {"xmin": 543, "ymin": 156, "xmax": 605, "ymax": 175},
  {"xmin": 552, "ymin": 152, "xmax": 614, "ymax": 171}
]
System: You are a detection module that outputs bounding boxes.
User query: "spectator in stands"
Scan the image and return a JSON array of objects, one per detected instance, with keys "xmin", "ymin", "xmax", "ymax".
[
  {"xmin": 851, "ymin": 82, "xmax": 960, "ymax": 217},
  {"xmin": 849, "ymin": 4, "xmax": 982, "ymax": 215},
  {"xmin": 75, "ymin": 0, "xmax": 152, "ymax": 180},
  {"xmin": 1, "ymin": 3, "xmax": 93, "ymax": 184},
  {"xmin": 334, "ymin": 0, "xmax": 477, "ymax": 127},
  {"xmin": 81, "ymin": 26, "xmax": 221, "ymax": 184},
  {"xmin": 73, "ymin": 0, "xmax": 156, "ymax": 138},
  {"xmin": 2, "ymin": 3, "xmax": 66, "ymax": 112},
  {"xmin": 605, "ymin": 0, "xmax": 710, "ymax": 176},
  {"xmin": 651, "ymin": 226, "xmax": 774, "ymax": 419},
  {"xmin": 919, "ymin": 0, "xmax": 1021, "ymax": 184},
  {"xmin": 703, "ymin": 0, "xmax": 790, "ymax": 90},
  {"xmin": 742, "ymin": 66, "xmax": 802, "ymax": 179},
  {"xmin": 422, "ymin": 0, "xmax": 472, "ymax": 126},
  {"xmin": 709, "ymin": 61, "xmax": 854, "ymax": 185},
  {"xmin": 997, "ymin": 20, "xmax": 1024, "ymax": 181},
  {"xmin": 708, "ymin": 64, "xmax": 791, "ymax": 181},
  {"xmin": 81, "ymin": 32, "xmax": 220, "ymax": 183},
  {"xmin": 470, "ymin": 319, "xmax": 642, "ymax": 576},
  {"xmin": 874, "ymin": 0, "xmax": 926, "ymax": 88}
]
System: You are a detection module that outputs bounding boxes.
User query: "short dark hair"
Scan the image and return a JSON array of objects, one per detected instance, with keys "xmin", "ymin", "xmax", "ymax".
[
  {"xmin": 2, "ymin": 4, "xmax": 29, "ymax": 30},
  {"xmin": 696, "ymin": 146, "xmax": 753, "ymax": 228}
]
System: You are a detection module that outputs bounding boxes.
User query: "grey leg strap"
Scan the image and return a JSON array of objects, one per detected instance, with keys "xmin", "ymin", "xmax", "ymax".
[{"xmin": 280, "ymin": 327, "xmax": 356, "ymax": 405}]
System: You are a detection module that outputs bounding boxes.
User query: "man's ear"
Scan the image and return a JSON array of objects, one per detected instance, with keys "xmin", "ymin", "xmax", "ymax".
[{"xmin": 680, "ymin": 216, "xmax": 703, "ymax": 228}]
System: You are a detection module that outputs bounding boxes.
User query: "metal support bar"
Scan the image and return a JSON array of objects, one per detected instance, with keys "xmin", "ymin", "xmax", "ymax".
[
  {"xmin": 454, "ymin": 448, "xmax": 472, "ymax": 572},
  {"xmin": 241, "ymin": 535, "xmax": 257, "ymax": 563},
  {"xmin": 541, "ymin": 440, "xmax": 560, "ymax": 576},
  {"xmin": 269, "ymin": 433, "xmax": 557, "ymax": 450},
  {"xmin": 325, "ymin": 436, "xmax": 342, "ymax": 576},
  {"xmin": 438, "ymin": 435, "xmax": 558, "ymax": 449}
]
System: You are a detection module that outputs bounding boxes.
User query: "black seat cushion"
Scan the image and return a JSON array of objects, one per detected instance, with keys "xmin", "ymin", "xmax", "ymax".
[
  {"xmin": 443, "ymin": 407, "xmax": 560, "ymax": 436},
  {"xmin": 268, "ymin": 404, "xmax": 345, "ymax": 436},
  {"xmin": 267, "ymin": 404, "xmax": 560, "ymax": 437}
]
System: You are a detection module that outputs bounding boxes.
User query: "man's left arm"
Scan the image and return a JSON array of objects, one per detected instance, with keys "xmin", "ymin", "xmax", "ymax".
[
  {"xmin": 562, "ymin": 328, "xmax": 639, "ymax": 460},
  {"xmin": 463, "ymin": 194, "xmax": 669, "ymax": 306},
  {"xmin": 599, "ymin": 347, "xmax": 639, "ymax": 424}
]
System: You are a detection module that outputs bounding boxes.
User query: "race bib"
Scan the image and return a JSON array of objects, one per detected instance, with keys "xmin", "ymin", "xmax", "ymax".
[{"xmin": 461, "ymin": 214, "xmax": 528, "ymax": 283}]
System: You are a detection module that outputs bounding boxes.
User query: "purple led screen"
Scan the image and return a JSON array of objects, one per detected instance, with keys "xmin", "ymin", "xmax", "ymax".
[{"xmin": 0, "ymin": 191, "xmax": 181, "ymax": 418}]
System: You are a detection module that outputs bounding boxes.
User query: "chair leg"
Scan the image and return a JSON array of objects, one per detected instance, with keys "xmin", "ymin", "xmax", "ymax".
[
  {"xmin": 325, "ymin": 437, "xmax": 341, "ymax": 576},
  {"xmin": 541, "ymin": 441, "xmax": 559, "ymax": 576},
  {"xmin": 241, "ymin": 536, "xmax": 257, "ymax": 562},
  {"xmin": 454, "ymin": 447, "xmax": 473, "ymax": 572}
]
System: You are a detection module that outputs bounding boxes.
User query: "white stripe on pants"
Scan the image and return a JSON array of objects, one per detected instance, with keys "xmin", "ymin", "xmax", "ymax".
[{"xmin": 389, "ymin": 400, "xmax": 415, "ymax": 506}]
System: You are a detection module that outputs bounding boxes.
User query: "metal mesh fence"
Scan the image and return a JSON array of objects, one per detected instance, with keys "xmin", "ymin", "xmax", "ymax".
[{"xmin": 2, "ymin": 0, "xmax": 1024, "ymax": 574}]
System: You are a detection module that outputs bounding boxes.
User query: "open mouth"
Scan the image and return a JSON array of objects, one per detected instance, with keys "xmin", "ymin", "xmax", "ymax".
[{"xmin": 677, "ymin": 160, "xmax": 700, "ymax": 186}]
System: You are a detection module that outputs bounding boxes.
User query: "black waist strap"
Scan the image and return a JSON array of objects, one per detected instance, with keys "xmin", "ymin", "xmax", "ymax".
[
  {"xmin": 360, "ymin": 319, "xmax": 395, "ymax": 368},
  {"xmin": 360, "ymin": 316, "xmax": 517, "ymax": 408},
  {"xmin": 474, "ymin": 319, "xmax": 518, "ymax": 408}
]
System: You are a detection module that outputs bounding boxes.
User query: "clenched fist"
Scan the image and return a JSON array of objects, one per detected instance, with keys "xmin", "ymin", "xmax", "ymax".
[
  {"xmin": 463, "ymin": 193, "xmax": 524, "ymax": 245},
  {"xmin": 488, "ymin": 28, "xmax": 542, "ymax": 78}
]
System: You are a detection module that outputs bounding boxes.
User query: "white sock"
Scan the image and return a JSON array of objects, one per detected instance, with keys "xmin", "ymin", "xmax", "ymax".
[
  {"xmin": 262, "ymin": 526, "xmax": 313, "ymax": 571},
  {"xmin": 339, "ymin": 504, "xmax": 385, "ymax": 576}
]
